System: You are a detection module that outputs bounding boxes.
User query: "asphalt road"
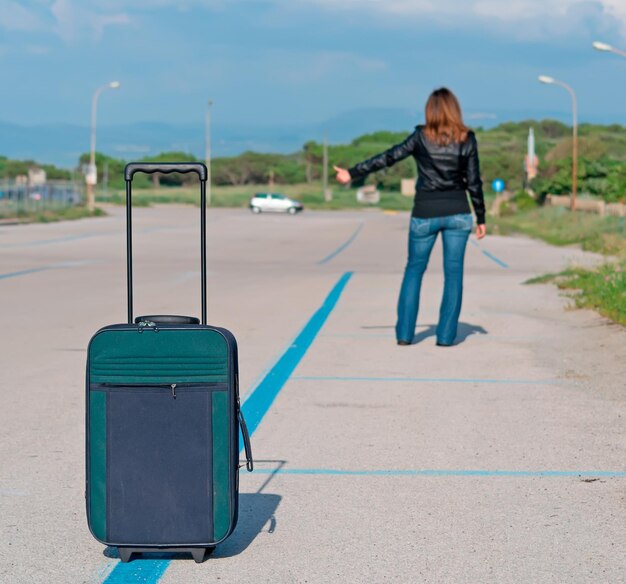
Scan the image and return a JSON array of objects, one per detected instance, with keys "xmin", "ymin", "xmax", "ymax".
[{"xmin": 1, "ymin": 205, "xmax": 624, "ymax": 584}]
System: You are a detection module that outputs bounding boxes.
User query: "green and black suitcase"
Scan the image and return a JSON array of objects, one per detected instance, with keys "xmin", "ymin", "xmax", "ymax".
[{"xmin": 85, "ymin": 162, "xmax": 253, "ymax": 563}]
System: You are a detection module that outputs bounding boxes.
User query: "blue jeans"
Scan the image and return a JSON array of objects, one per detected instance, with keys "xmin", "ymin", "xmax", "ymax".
[{"xmin": 396, "ymin": 213, "xmax": 473, "ymax": 345}]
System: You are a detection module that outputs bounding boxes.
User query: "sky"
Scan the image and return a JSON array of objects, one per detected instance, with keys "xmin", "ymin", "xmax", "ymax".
[{"xmin": 2, "ymin": 0, "xmax": 626, "ymax": 129}]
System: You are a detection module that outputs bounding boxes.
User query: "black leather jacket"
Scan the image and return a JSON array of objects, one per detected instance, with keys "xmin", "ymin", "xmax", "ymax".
[{"xmin": 348, "ymin": 126, "xmax": 486, "ymax": 224}]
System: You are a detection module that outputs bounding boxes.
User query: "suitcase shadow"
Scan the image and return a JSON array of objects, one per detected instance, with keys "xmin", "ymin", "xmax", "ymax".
[{"xmin": 212, "ymin": 492, "xmax": 281, "ymax": 558}]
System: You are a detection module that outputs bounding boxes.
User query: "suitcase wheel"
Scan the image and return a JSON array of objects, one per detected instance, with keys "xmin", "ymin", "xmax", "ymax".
[{"xmin": 117, "ymin": 546, "xmax": 215, "ymax": 564}]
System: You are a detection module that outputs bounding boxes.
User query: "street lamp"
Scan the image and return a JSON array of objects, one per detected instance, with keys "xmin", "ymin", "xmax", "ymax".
[
  {"xmin": 538, "ymin": 75, "xmax": 578, "ymax": 211},
  {"xmin": 205, "ymin": 100, "xmax": 213, "ymax": 206},
  {"xmin": 87, "ymin": 81, "xmax": 121, "ymax": 212},
  {"xmin": 592, "ymin": 41, "xmax": 626, "ymax": 58}
]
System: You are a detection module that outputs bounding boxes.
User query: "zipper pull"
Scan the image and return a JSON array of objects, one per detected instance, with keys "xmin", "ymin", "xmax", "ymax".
[
  {"xmin": 137, "ymin": 320, "xmax": 158, "ymax": 333},
  {"xmin": 171, "ymin": 383, "xmax": 177, "ymax": 399}
]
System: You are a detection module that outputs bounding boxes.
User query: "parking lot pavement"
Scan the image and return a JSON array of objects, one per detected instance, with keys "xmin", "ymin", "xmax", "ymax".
[{"xmin": 1, "ymin": 206, "xmax": 624, "ymax": 583}]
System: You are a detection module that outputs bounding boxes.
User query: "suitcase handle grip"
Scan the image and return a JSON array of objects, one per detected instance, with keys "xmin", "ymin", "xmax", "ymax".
[
  {"xmin": 125, "ymin": 162, "xmax": 207, "ymax": 181},
  {"xmin": 124, "ymin": 162, "xmax": 208, "ymax": 324},
  {"xmin": 238, "ymin": 408, "xmax": 254, "ymax": 472}
]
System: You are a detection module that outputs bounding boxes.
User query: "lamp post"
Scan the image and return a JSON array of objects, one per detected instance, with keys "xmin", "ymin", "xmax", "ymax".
[
  {"xmin": 592, "ymin": 41, "xmax": 626, "ymax": 58},
  {"xmin": 538, "ymin": 75, "xmax": 578, "ymax": 211},
  {"xmin": 205, "ymin": 100, "xmax": 213, "ymax": 206},
  {"xmin": 87, "ymin": 81, "xmax": 120, "ymax": 212}
]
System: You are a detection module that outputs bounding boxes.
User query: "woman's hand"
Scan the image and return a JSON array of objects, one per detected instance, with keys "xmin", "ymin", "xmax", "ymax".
[
  {"xmin": 476, "ymin": 224, "xmax": 486, "ymax": 240},
  {"xmin": 334, "ymin": 166, "xmax": 351, "ymax": 185}
]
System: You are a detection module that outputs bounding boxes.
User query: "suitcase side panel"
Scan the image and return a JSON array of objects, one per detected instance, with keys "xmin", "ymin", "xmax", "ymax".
[
  {"xmin": 88, "ymin": 390, "xmax": 107, "ymax": 541},
  {"xmin": 212, "ymin": 390, "xmax": 231, "ymax": 541}
]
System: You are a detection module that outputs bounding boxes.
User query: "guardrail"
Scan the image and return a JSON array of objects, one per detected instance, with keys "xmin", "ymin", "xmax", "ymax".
[
  {"xmin": 490, "ymin": 191, "xmax": 626, "ymax": 217},
  {"xmin": 546, "ymin": 194, "xmax": 626, "ymax": 217}
]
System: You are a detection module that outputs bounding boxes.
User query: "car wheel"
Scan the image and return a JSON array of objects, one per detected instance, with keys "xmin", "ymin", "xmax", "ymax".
[
  {"xmin": 251, "ymin": 206, "xmax": 261, "ymax": 214},
  {"xmin": 288, "ymin": 206, "xmax": 297, "ymax": 215}
]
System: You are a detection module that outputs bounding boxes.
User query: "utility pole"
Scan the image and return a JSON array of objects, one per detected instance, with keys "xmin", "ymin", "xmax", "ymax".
[
  {"xmin": 538, "ymin": 75, "xmax": 577, "ymax": 211},
  {"xmin": 103, "ymin": 161, "xmax": 109, "ymax": 197},
  {"xmin": 205, "ymin": 100, "xmax": 213, "ymax": 206},
  {"xmin": 323, "ymin": 131, "xmax": 331, "ymax": 202}
]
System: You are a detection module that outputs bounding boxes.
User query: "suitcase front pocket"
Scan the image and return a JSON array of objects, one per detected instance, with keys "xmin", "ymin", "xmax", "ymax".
[{"xmin": 88, "ymin": 383, "xmax": 233, "ymax": 546}]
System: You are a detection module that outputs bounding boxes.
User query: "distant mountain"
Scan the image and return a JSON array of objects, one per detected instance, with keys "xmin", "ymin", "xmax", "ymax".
[{"xmin": 0, "ymin": 107, "xmax": 620, "ymax": 168}]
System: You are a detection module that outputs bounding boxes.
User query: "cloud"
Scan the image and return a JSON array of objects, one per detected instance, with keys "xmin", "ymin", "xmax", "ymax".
[
  {"xmin": 0, "ymin": 1, "xmax": 48, "ymax": 32},
  {"xmin": 50, "ymin": 0, "xmax": 130, "ymax": 41},
  {"xmin": 0, "ymin": 0, "xmax": 130, "ymax": 41},
  {"xmin": 296, "ymin": 0, "xmax": 626, "ymax": 40},
  {"xmin": 3, "ymin": 0, "xmax": 624, "ymax": 45}
]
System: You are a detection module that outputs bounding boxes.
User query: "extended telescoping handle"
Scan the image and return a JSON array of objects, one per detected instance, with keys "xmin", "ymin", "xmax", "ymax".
[{"xmin": 124, "ymin": 162, "xmax": 208, "ymax": 325}]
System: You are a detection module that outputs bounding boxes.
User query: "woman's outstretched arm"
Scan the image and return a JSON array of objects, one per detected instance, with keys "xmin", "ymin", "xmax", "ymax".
[{"xmin": 334, "ymin": 130, "xmax": 419, "ymax": 184}]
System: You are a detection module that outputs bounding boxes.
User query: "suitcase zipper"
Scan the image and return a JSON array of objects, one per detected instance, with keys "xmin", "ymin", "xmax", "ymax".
[
  {"xmin": 92, "ymin": 382, "xmax": 225, "ymax": 400},
  {"xmin": 137, "ymin": 320, "xmax": 159, "ymax": 333}
]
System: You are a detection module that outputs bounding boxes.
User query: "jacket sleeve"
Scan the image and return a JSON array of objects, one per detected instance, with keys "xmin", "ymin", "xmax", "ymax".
[
  {"xmin": 465, "ymin": 132, "xmax": 486, "ymax": 225},
  {"xmin": 348, "ymin": 131, "xmax": 418, "ymax": 180}
]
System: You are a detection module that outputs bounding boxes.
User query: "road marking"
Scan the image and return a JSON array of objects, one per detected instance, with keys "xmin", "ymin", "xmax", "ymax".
[
  {"xmin": 293, "ymin": 375, "xmax": 564, "ymax": 386},
  {"xmin": 318, "ymin": 223, "xmax": 363, "ymax": 264},
  {"xmin": 470, "ymin": 240, "xmax": 509, "ymax": 269},
  {"xmin": 101, "ymin": 558, "xmax": 170, "ymax": 584},
  {"xmin": 0, "ymin": 226, "xmax": 175, "ymax": 249},
  {"xmin": 0, "ymin": 260, "xmax": 96, "ymax": 281},
  {"xmin": 0, "ymin": 232, "xmax": 109, "ymax": 249},
  {"xmin": 252, "ymin": 468, "xmax": 626, "ymax": 478},
  {"xmin": 100, "ymin": 271, "xmax": 353, "ymax": 584}
]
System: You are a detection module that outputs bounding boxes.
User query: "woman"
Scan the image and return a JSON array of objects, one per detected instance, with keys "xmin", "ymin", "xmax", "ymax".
[{"xmin": 334, "ymin": 87, "xmax": 486, "ymax": 346}]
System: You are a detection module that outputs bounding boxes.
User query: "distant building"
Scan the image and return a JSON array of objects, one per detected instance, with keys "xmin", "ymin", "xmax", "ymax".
[{"xmin": 28, "ymin": 168, "xmax": 47, "ymax": 186}]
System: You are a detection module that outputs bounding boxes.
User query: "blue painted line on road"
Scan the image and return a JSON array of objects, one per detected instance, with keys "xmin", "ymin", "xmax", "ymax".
[
  {"xmin": 318, "ymin": 223, "xmax": 363, "ymax": 264},
  {"xmin": 101, "ymin": 558, "xmax": 170, "ymax": 584},
  {"xmin": 0, "ymin": 232, "xmax": 105, "ymax": 249},
  {"xmin": 252, "ymin": 468, "xmax": 626, "ymax": 478},
  {"xmin": 470, "ymin": 240, "xmax": 509, "ymax": 269},
  {"xmin": 293, "ymin": 375, "xmax": 563, "ymax": 386},
  {"xmin": 0, "ymin": 227, "xmax": 173, "ymax": 249},
  {"xmin": 101, "ymin": 271, "xmax": 353, "ymax": 584},
  {"xmin": 0, "ymin": 266, "xmax": 52, "ymax": 280},
  {"xmin": 0, "ymin": 260, "xmax": 96, "ymax": 281}
]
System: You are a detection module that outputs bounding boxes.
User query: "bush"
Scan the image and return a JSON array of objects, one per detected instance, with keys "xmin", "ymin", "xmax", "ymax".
[{"xmin": 513, "ymin": 191, "xmax": 538, "ymax": 211}]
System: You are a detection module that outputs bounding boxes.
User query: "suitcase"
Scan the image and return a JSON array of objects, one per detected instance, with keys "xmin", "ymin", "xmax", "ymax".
[{"xmin": 85, "ymin": 162, "xmax": 253, "ymax": 564}]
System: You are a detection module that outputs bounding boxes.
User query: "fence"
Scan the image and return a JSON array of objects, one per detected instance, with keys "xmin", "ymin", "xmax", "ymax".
[{"xmin": 0, "ymin": 179, "xmax": 84, "ymax": 218}]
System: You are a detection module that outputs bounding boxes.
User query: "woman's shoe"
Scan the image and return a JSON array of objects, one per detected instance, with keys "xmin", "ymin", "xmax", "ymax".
[
  {"xmin": 397, "ymin": 340, "xmax": 411, "ymax": 346},
  {"xmin": 436, "ymin": 341, "xmax": 452, "ymax": 347}
]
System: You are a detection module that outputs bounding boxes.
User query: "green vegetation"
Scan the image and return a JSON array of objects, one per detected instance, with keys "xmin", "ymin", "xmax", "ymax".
[
  {"xmin": 527, "ymin": 263, "xmax": 626, "ymax": 326},
  {"xmin": 97, "ymin": 182, "xmax": 414, "ymax": 211},
  {"xmin": 0, "ymin": 155, "xmax": 71, "ymax": 180},
  {"xmin": 496, "ymin": 206, "xmax": 626, "ymax": 326},
  {"xmin": 492, "ymin": 206, "xmax": 626, "ymax": 256},
  {"xmin": 4, "ymin": 118, "xmax": 626, "ymax": 206},
  {"xmin": 69, "ymin": 119, "xmax": 626, "ymax": 205},
  {"xmin": 0, "ymin": 204, "xmax": 105, "ymax": 224}
]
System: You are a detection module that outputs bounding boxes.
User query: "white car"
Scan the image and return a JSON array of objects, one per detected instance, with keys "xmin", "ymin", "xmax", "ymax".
[{"xmin": 249, "ymin": 193, "xmax": 303, "ymax": 214}]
